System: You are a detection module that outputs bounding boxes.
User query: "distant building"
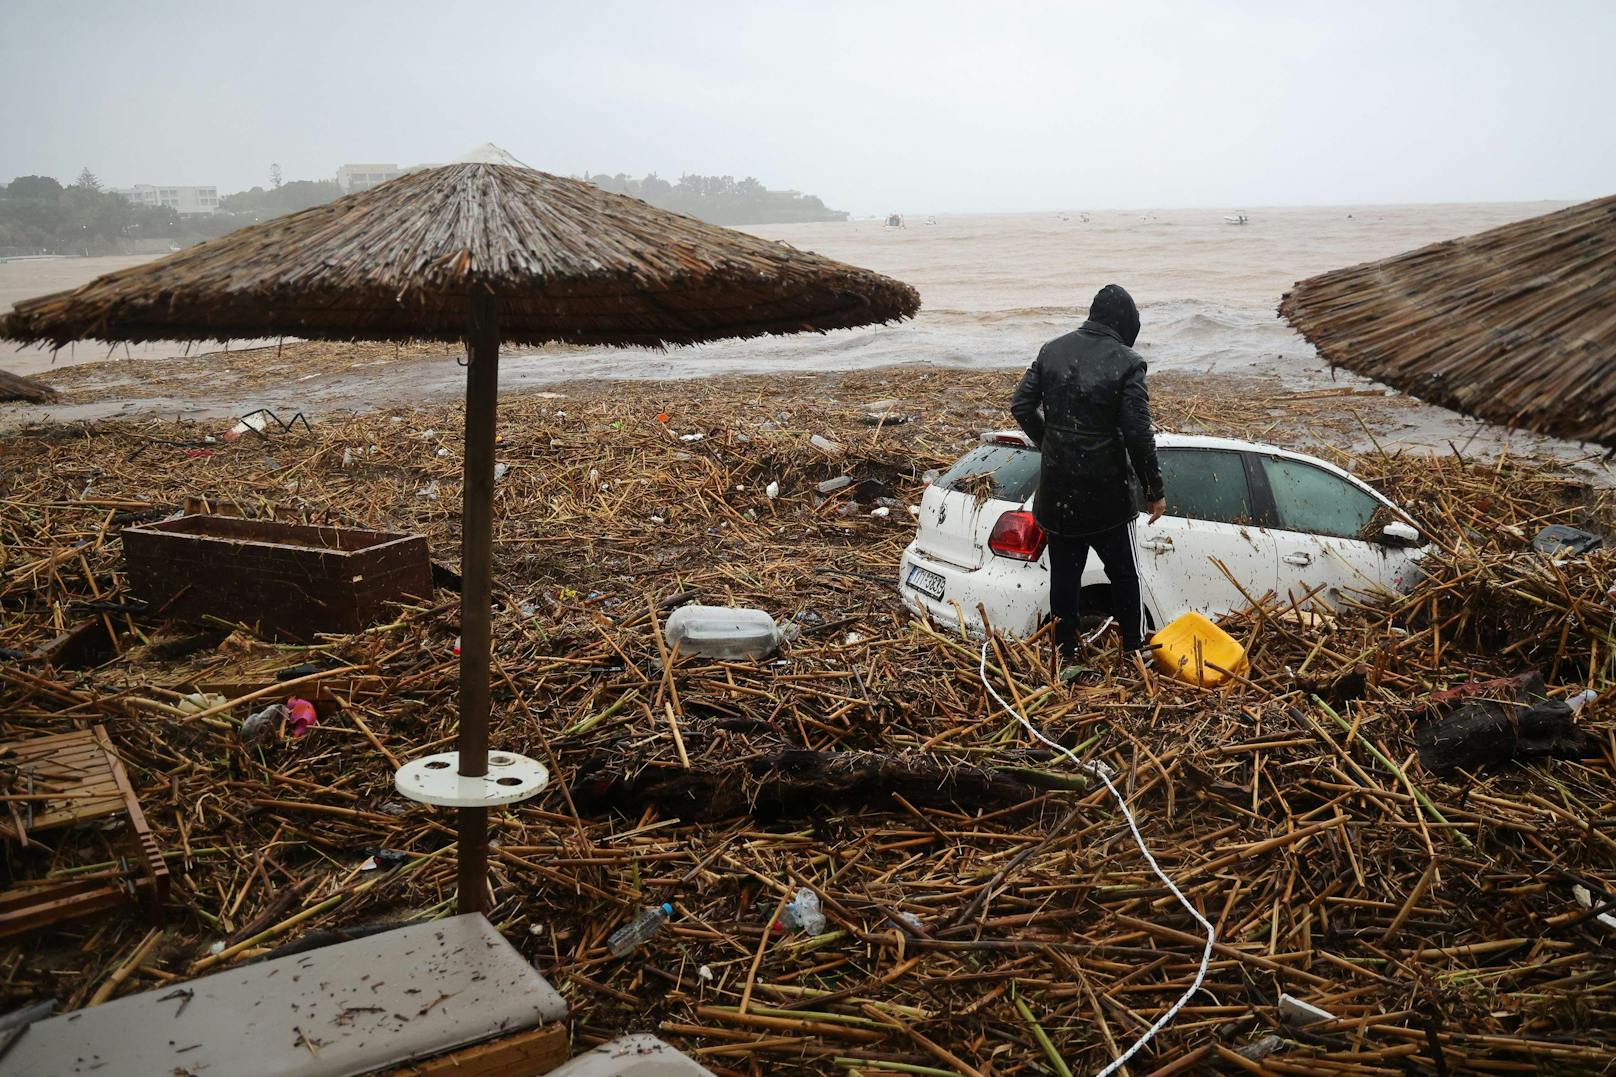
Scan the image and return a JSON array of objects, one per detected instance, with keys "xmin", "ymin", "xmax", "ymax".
[
  {"xmin": 112, "ymin": 184, "xmax": 220, "ymax": 215},
  {"xmin": 336, "ymin": 163, "xmax": 406, "ymax": 193}
]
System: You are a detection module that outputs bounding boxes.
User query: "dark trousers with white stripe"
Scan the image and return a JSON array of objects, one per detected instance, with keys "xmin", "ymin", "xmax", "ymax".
[{"xmin": 1048, "ymin": 521, "xmax": 1146, "ymax": 654}]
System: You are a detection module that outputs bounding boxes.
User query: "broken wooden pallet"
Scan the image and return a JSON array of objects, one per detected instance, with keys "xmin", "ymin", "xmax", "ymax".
[{"xmin": 0, "ymin": 725, "xmax": 167, "ymax": 937}]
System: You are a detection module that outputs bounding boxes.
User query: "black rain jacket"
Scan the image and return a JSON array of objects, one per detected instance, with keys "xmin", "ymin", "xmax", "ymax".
[{"xmin": 1010, "ymin": 285, "xmax": 1164, "ymax": 537}]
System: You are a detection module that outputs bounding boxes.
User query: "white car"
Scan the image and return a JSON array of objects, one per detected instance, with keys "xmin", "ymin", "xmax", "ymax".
[{"xmin": 898, "ymin": 431, "xmax": 1426, "ymax": 638}]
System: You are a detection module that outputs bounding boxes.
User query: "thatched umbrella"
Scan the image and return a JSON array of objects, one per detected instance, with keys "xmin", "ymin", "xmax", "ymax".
[
  {"xmin": 1279, "ymin": 195, "xmax": 1616, "ymax": 448},
  {"xmin": 1, "ymin": 158, "xmax": 919, "ymax": 913}
]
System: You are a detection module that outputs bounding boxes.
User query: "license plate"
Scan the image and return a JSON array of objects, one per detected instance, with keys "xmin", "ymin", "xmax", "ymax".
[{"xmin": 906, "ymin": 564, "xmax": 946, "ymax": 600}]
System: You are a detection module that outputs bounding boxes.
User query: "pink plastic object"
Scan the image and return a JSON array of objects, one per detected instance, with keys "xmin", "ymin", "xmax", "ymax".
[{"xmin": 286, "ymin": 697, "xmax": 318, "ymax": 737}]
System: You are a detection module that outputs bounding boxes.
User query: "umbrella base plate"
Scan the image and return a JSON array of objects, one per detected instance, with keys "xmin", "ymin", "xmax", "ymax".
[{"xmin": 395, "ymin": 751, "xmax": 549, "ymax": 807}]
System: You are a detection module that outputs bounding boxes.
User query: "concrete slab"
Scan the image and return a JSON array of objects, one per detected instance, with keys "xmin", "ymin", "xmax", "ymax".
[
  {"xmin": 548, "ymin": 1034, "xmax": 716, "ymax": 1076},
  {"xmin": 0, "ymin": 914, "xmax": 566, "ymax": 1077}
]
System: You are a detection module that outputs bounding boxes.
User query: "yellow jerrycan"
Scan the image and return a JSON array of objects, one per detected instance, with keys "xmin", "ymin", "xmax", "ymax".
[{"xmin": 1149, "ymin": 611, "xmax": 1247, "ymax": 687}]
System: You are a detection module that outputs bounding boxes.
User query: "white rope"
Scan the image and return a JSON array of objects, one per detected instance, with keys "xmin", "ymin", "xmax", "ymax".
[{"xmin": 980, "ymin": 636, "xmax": 1215, "ymax": 1077}]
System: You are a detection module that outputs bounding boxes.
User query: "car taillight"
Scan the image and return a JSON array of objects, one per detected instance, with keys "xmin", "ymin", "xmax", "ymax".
[{"xmin": 988, "ymin": 511, "xmax": 1046, "ymax": 561}]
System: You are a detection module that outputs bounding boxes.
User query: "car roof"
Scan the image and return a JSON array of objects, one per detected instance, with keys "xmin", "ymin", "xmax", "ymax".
[{"xmin": 980, "ymin": 429, "xmax": 1385, "ymax": 501}]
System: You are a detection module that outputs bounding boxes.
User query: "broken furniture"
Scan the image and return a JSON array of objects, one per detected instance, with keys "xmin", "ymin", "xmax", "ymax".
[
  {"xmin": 0, "ymin": 725, "xmax": 167, "ymax": 938},
  {"xmin": 121, "ymin": 515, "xmax": 431, "ymax": 641},
  {"xmin": 0, "ymin": 912, "xmax": 568, "ymax": 1076}
]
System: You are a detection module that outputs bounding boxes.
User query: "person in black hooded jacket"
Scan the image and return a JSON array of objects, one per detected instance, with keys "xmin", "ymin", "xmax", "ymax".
[{"xmin": 1010, "ymin": 284, "xmax": 1165, "ymax": 658}]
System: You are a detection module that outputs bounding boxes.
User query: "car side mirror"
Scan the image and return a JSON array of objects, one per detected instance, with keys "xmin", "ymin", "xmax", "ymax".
[{"xmin": 1380, "ymin": 521, "xmax": 1420, "ymax": 547}]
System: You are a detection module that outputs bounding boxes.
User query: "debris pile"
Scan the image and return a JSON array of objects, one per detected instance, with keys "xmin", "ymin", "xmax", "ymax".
[{"xmin": 1, "ymin": 367, "xmax": 1614, "ymax": 1074}]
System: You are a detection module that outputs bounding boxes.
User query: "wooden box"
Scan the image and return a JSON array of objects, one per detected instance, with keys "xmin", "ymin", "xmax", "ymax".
[{"xmin": 121, "ymin": 515, "xmax": 432, "ymax": 640}]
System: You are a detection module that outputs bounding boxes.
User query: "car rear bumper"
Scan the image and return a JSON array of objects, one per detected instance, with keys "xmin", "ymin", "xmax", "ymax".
[{"xmin": 897, "ymin": 542, "xmax": 1046, "ymax": 638}]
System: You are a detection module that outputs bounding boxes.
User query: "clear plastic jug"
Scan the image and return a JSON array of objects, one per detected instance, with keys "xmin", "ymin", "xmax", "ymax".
[{"xmin": 664, "ymin": 605, "xmax": 785, "ymax": 661}]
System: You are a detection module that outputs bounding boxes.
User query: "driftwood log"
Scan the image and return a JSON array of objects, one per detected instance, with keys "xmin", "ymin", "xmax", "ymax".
[
  {"xmin": 0, "ymin": 369, "xmax": 57, "ymax": 403},
  {"xmin": 573, "ymin": 748, "xmax": 1051, "ymax": 819}
]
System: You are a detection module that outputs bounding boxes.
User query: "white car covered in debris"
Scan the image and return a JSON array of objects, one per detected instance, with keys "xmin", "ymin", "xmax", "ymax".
[{"xmin": 899, "ymin": 431, "xmax": 1426, "ymax": 638}]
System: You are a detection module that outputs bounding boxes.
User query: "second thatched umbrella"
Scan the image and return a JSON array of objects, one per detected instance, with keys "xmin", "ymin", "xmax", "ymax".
[
  {"xmin": 1, "ymin": 159, "xmax": 920, "ymax": 912},
  {"xmin": 1279, "ymin": 195, "xmax": 1616, "ymax": 448}
]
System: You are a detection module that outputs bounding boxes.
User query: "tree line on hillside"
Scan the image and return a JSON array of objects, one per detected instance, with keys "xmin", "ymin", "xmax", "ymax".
[
  {"xmin": 1, "ymin": 166, "xmax": 844, "ymax": 256},
  {"xmin": 583, "ymin": 173, "xmax": 847, "ymax": 225},
  {"xmin": 0, "ymin": 171, "xmax": 187, "ymax": 256}
]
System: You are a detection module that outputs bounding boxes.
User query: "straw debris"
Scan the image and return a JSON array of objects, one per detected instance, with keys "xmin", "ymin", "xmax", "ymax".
[{"xmin": 2, "ymin": 365, "xmax": 1614, "ymax": 1074}]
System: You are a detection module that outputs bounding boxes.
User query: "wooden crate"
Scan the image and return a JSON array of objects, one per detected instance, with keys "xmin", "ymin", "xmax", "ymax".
[{"xmin": 121, "ymin": 515, "xmax": 431, "ymax": 640}]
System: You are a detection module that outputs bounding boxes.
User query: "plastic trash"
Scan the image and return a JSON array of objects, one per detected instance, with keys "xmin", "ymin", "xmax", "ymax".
[
  {"xmin": 1236, "ymin": 1034, "xmax": 1287, "ymax": 1061},
  {"xmin": 239, "ymin": 702, "xmax": 287, "ymax": 743},
  {"xmin": 870, "ymin": 506, "xmax": 891, "ymax": 518},
  {"xmin": 228, "ymin": 412, "xmax": 270, "ymax": 438},
  {"xmin": 1278, "ymin": 993, "xmax": 1335, "ymax": 1026},
  {"xmin": 1568, "ymin": 689, "xmax": 1599, "ymax": 713},
  {"xmin": 765, "ymin": 482, "xmax": 780, "ymax": 500},
  {"xmin": 175, "ymin": 692, "xmax": 228, "ymax": 715},
  {"xmin": 889, "ymin": 911, "xmax": 925, "ymax": 933},
  {"xmin": 416, "ymin": 480, "xmax": 439, "ymax": 499},
  {"xmin": 664, "ymin": 605, "xmax": 784, "ymax": 661},
  {"xmin": 1531, "ymin": 524, "xmax": 1603, "ymax": 556},
  {"xmin": 1573, "ymin": 884, "xmax": 1616, "ymax": 932},
  {"xmin": 921, "ymin": 468, "xmax": 942, "ymax": 485},
  {"xmin": 809, "ymin": 434, "xmax": 843, "ymax": 456},
  {"xmin": 493, "ymin": 463, "xmax": 509, "ymax": 480},
  {"xmin": 607, "ymin": 902, "xmax": 673, "ymax": 957},
  {"xmin": 816, "ymin": 476, "xmax": 853, "ymax": 494},
  {"xmin": 286, "ymin": 697, "xmax": 318, "ymax": 737},
  {"xmin": 780, "ymin": 888, "xmax": 826, "ymax": 934},
  {"xmin": 1150, "ymin": 611, "xmax": 1248, "ymax": 687},
  {"xmin": 452, "ymin": 636, "xmax": 461, "ymax": 656},
  {"xmin": 680, "ymin": 433, "xmax": 704, "ymax": 442}
]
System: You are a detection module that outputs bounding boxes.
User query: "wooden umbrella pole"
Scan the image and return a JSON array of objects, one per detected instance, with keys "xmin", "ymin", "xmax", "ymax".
[{"xmin": 458, "ymin": 288, "xmax": 499, "ymax": 914}]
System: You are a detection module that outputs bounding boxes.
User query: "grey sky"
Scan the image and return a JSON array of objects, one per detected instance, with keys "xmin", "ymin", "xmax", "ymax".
[{"xmin": 2, "ymin": 0, "xmax": 1612, "ymax": 214}]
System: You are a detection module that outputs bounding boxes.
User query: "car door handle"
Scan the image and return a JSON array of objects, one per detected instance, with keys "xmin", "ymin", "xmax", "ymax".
[
  {"xmin": 1142, "ymin": 537, "xmax": 1174, "ymax": 553},
  {"xmin": 1283, "ymin": 551, "xmax": 1314, "ymax": 566}
]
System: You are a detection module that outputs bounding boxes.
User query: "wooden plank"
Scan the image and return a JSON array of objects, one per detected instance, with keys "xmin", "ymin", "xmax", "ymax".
[
  {"xmin": 0, "ymin": 883, "xmax": 131, "ymax": 939},
  {"xmin": 384, "ymin": 1024, "xmax": 570, "ymax": 1076}
]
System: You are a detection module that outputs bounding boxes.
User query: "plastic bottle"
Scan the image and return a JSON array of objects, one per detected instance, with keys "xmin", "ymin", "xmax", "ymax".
[
  {"xmin": 607, "ymin": 902, "xmax": 673, "ymax": 957},
  {"xmin": 809, "ymin": 434, "xmax": 843, "ymax": 456},
  {"xmin": 816, "ymin": 475, "xmax": 853, "ymax": 494},
  {"xmin": 664, "ymin": 605, "xmax": 785, "ymax": 661}
]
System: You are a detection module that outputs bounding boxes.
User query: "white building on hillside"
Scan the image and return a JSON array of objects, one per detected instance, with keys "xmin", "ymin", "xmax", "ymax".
[
  {"xmin": 336, "ymin": 164, "xmax": 407, "ymax": 193},
  {"xmin": 112, "ymin": 184, "xmax": 220, "ymax": 214}
]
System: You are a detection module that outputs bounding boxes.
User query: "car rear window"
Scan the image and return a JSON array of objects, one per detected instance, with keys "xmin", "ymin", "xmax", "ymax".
[{"xmin": 934, "ymin": 445, "xmax": 1040, "ymax": 503}]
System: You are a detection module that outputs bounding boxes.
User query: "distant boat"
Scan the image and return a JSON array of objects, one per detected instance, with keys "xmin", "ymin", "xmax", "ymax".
[
  {"xmin": 885, "ymin": 212, "xmax": 905, "ymax": 228},
  {"xmin": 1223, "ymin": 214, "xmax": 1249, "ymax": 225}
]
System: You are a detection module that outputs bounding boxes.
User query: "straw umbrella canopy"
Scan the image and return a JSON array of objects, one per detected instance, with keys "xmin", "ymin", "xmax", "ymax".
[
  {"xmin": 1279, "ymin": 195, "xmax": 1616, "ymax": 448},
  {"xmin": 1, "ymin": 158, "xmax": 919, "ymax": 913}
]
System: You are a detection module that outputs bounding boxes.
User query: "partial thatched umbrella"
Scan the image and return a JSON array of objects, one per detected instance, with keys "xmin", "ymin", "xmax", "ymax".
[
  {"xmin": 1, "ymin": 158, "xmax": 919, "ymax": 913},
  {"xmin": 1279, "ymin": 195, "xmax": 1616, "ymax": 448}
]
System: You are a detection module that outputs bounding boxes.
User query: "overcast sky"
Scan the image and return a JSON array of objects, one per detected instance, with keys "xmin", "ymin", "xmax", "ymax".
[{"xmin": 2, "ymin": 0, "xmax": 1612, "ymax": 214}]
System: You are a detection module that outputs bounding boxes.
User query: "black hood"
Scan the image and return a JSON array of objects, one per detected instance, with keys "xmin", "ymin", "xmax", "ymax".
[{"xmin": 1087, "ymin": 284, "xmax": 1140, "ymax": 347}]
